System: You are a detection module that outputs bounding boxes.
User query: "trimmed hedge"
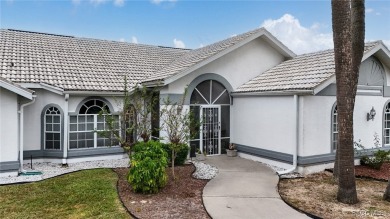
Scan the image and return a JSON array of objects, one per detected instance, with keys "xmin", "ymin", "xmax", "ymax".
[{"xmin": 162, "ymin": 143, "xmax": 189, "ymax": 166}]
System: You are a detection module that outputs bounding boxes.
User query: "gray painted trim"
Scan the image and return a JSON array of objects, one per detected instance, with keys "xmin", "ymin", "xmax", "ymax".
[
  {"xmin": 0, "ymin": 161, "xmax": 20, "ymax": 172},
  {"xmin": 236, "ymin": 144, "xmax": 293, "ymax": 164},
  {"xmin": 236, "ymin": 144, "xmax": 390, "ymax": 166},
  {"xmin": 184, "ymin": 73, "xmax": 233, "ymax": 105},
  {"xmin": 67, "ymin": 147, "xmax": 125, "ymax": 158},
  {"xmin": 24, "ymin": 147, "xmax": 125, "ymax": 159},
  {"xmin": 160, "ymin": 94, "xmax": 184, "ymax": 105},
  {"xmin": 41, "ymin": 104, "xmax": 65, "ymax": 153},
  {"xmin": 24, "ymin": 150, "xmax": 63, "ymax": 159},
  {"xmin": 73, "ymin": 96, "xmax": 116, "ymax": 114}
]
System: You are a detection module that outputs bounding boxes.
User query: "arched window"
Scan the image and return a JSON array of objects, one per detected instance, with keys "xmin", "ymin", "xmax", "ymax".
[
  {"xmin": 384, "ymin": 102, "xmax": 390, "ymax": 146},
  {"xmin": 331, "ymin": 104, "xmax": 338, "ymax": 151},
  {"xmin": 69, "ymin": 98, "xmax": 119, "ymax": 149},
  {"xmin": 44, "ymin": 106, "xmax": 62, "ymax": 150},
  {"xmin": 190, "ymin": 80, "xmax": 230, "ymax": 155}
]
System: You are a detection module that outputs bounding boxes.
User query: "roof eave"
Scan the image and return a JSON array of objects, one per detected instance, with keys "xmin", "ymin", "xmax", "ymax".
[
  {"xmin": 231, "ymin": 89, "xmax": 314, "ymax": 96},
  {"xmin": 0, "ymin": 80, "xmax": 34, "ymax": 99}
]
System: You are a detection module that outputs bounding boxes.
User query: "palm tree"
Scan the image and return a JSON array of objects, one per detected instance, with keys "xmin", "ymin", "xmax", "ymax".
[{"xmin": 331, "ymin": 0, "xmax": 365, "ymax": 204}]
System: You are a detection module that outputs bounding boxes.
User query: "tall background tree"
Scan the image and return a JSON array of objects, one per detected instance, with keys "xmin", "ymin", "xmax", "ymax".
[{"xmin": 331, "ymin": 0, "xmax": 365, "ymax": 204}]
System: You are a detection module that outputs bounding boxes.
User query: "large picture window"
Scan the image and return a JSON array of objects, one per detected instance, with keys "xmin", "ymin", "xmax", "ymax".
[
  {"xmin": 44, "ymin": 106, "xmax": 61, "ymax": 150},
  {"xmin": 69, "ymin": 99, "xmax": 119, "ymax": 149},
  {"xmin": 331, "ymin": 104, "xmax": 338, "ymax": 151}
]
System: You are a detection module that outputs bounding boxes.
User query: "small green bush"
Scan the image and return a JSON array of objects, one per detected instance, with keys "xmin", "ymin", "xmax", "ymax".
[
  {"xmin": 128, "ymin": 141, "xmax": 168, "ymax": 194},
  {"xmin": 162, "ymin": 143, "xmax": 189, "ymax": 166},
  {"xmin": 360, "ymin": 150, "xmax": 390, "ymax": 170}
]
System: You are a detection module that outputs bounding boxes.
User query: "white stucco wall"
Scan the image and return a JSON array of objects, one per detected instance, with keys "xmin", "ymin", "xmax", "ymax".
[
  {"xmin": 163, "ymin": 37, "xmax": 286, "ymax": 94},
  {"xmin": 23, "ymin": 89, "xmax": 65, "ymax": 151},
  {"xmin": 0, "ymin": 88, "xmax": 19, "ymax": 162},
  {"xmin": 300, "ymin": 95, "xmax": 389, "ymax": 157},
  {"xmin": 231, "ymin": 96, "xmax": 296, "ymax": 154}
]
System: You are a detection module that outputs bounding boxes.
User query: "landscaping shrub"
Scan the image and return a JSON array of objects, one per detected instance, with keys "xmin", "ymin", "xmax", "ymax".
[
  {"xmin": 162, "ymin": 143, "xmax": 189, "ymax": 166},
  {"xmin": 128, "ymin": 141, "xmax": 168, "ymax": 194},
  {"xmin": 360, "ymin": 150, "xmax": 390, "ymax": 170}
]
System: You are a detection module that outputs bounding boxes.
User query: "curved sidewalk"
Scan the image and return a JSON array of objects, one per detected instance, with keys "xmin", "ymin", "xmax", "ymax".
[{"xmin": 202, "ymin": 156, "xmax": 309, "ymax": 219}]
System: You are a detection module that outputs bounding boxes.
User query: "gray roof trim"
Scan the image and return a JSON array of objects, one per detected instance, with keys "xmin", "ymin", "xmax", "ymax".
[
  {"xmin": 20, "ymin": 83, "xmax": 64, "ymax": 95},
  {"xmin": 0, "ymin": 77, "xmax": 34, "ymax": 99},
  {"xmin": 231, "ymin": 89, "xmax": 313, "ymax": 96},
  {"xmin": 64, "ymin": 90, "xmax": 126, "ymax": 96}
]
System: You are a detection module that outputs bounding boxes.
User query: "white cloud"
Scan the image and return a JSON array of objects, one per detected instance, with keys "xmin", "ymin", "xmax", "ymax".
[
  {"xmin": 366, "ymin": 8, "xmax": 374, "ymax": 13},
  {"xmin": 131, "ymin": 36, "xmax": 138, "ymax": 44},
  {"xmin": 114, "ymin": 0, "xmax": 124, "ymax": 7},
  {"xmin": 90, "ymin": 0, "xmax": 108, "ymax": 6},
  {"xmin": 72, "ymin": 0, "xmax": 81, "ymax": 5},
  {"xmin": 119, "ymin": 38, "xmax": 125, "ymax": 42},
  {"xmin": 173, "ymin": 38, "xmax": 185, "ymax": 48},
  {"xmin": 261, "ymin": 14, "xmax": 333, "ymax": 54},
  {"xmin": 151, "ymin": 0, "xmax": 177, "ymax": 5},
  {"xmin": 199, "ymin": 43, "xmax": 204, "ymax": 48}
]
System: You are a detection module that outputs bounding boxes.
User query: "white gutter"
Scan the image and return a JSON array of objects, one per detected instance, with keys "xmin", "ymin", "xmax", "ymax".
[
  {"xmin": 277, "ymin": 94, "xmax": 299, "ymax": 175},
  {"xmin": 62, "ymin": 94, "xmax": 69, "ymax": 164},
  {"xmin": 19, "ymin": 95, "xmax": 37, "ymax": 173}
]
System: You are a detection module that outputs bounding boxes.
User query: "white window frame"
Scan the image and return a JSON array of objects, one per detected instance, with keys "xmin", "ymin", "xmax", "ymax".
[
  {"xmin": 331, "ymin": 104, "xmax": 338, "ymax": 152},
  {"xmin": 44, "ymin": 107, "xmax": 62, "ymax": 150},
  {"xmin": 384, "ymin": 102, "xmax": 390, "ymax": 146}
]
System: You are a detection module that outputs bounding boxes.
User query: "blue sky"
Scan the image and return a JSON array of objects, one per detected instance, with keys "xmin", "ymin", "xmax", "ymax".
[{"xmin": 1, "ymin": 0, "xmax": 389, "ymax": 54}]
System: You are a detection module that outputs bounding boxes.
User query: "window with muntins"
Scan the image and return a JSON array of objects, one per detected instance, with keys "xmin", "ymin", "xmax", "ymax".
[
  {"xmin": 384, "ymin": 102, "xmax": 390, "ymax": 146},
  {"xmin": 331, "ymin": 104, "xmax": 338, "ymax": 151},
  {"xmin": 69, "ymin": 99, "xmax": 119, "ymax": 149},
  {"xmin": 44, "ymin": 107, "xmax": 61, "ymax": 150}
]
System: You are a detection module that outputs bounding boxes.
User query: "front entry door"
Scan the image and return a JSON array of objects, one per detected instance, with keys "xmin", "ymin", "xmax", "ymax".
[{"xmin": 200, "ymin": 105, "xmax": 221, "ymax": 155}]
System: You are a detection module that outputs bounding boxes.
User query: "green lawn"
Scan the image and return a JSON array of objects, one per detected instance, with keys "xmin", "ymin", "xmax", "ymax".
[{"xmin": 0, "ymin": 169, "xmax": 131, "ymax": 219}]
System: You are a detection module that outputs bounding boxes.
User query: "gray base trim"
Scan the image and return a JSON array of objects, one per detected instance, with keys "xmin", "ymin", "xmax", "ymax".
[
  {"xmin": 0, "ymin": 161, "xmax": 20, "ymax": 172},
  {"xmin": 297, "ymin": 154, "xmax": 335, "ymax": 166},
  {"xmin": 67, "ymin": 147, "xmax": 125, "ymax": 158},
  {"xmin": 236, "ymin": 144, "xmax": 390, "ymax": 167},
  {"xmin": 24, "ymin": 147, "xmax": 125, "ymax": 159},
  {"xmin": 236, "ymin": 144, "xmax": 293, "ymax": 164},
  {"xmin": 24, "ymin": 150, "xmax": 63, "ymax": 159}
]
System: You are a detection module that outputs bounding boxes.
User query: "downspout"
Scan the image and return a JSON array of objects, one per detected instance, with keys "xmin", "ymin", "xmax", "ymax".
[
  {"xmin": 19, "ymin": 95, "xmax": 36, "ymax": 173},
  {"xmin": 62, "ymin": 94, "xmax": 69, "ymax": 165},
  {"xmin": 277, "ymin": 94, "xmax": 299, "ymax": 175}
]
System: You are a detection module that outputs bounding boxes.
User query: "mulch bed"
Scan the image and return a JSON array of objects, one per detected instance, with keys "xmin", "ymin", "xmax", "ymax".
[
  {"xmin": 114, "ymin": 164, "xmax": 211, "ymax": 219},
  {"xmin": 355, "ymin": 162, "xmax": 390, "ymax": 181}
]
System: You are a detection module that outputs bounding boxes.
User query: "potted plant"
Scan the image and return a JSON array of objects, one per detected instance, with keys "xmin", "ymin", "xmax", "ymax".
[
  {"xmin": 226, "ymin": 143, "xmax": 237, "ymax": 157},
  {"xmin": 196, "ymin": 148, "xmax": 206, "ymax": 161}
]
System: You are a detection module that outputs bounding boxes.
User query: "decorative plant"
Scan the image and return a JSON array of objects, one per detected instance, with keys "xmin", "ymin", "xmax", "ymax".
[
  {"xmin": 127, "ymin": 141, "xmax": 168, "ymax": 194},
  {"xmin": 97, "ymin": 76, "xmax": 159, "ymax": 156},
  {"xmin": 228, "ymin": 143, "xmax": 236, "ymax": 150},
  {"xmin": 357, "ymin": 134, "xmax": 390, "ymax": 170},
  {"xmin": 160, "ymin": 87, "xmax": 200, "ymax": 179}
]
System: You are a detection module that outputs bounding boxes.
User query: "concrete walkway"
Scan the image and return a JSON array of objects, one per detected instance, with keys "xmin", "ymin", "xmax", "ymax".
[{"xmin": 202, "ymin": 156, "xmax": 309, "ymax": 219}]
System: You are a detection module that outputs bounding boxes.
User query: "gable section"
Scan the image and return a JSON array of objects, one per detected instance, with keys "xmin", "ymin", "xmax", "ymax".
[{"xmin": 164, "ymin": 37, "xmax": 288, "ymax": 94}]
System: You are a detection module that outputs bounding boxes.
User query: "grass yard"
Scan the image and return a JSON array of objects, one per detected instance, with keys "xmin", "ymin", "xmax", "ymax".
[{"xmin": 0, "ymin": 169, "xmax": 130, "ymax": 219}]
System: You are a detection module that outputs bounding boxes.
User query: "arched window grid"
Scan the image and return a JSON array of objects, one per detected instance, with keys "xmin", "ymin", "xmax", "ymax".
[
  {"xmin": 44, "ymin": 106, "xmax": 62, "ymax": 150},
  {"xmin": 189, "ymin": 79, "xmax": 230, "ymax": 155},
  {"xmin": 384, "ymin": 102, "xmax": 390, "ymax": 146},
  {"xmin": 69, "ymin": 98, "xmax": 119, "ymax": 149},
  {"xmin": 331, "ymin": 104, "xmax": 338, "ymax": 152}
]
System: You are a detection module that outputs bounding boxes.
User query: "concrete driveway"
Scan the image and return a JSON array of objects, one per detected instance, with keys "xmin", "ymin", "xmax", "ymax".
[{"xmin": 202, "ymin": 156, "xmax": 309, "ymax": 219}]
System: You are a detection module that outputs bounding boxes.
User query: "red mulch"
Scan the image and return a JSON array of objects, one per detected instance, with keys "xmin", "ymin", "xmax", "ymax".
[
  {"xmin": 355, "ymin": 162, "xmax": 390, "ymax": 181},
  {"xmin": 114, "ymin": 164, "xmax": 211, "ymax": 219}
]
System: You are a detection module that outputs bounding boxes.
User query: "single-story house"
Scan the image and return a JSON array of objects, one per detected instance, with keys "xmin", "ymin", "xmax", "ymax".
[{"xmin": 0, "ymin": 28, "xmax": 389, "ymax": 176}]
